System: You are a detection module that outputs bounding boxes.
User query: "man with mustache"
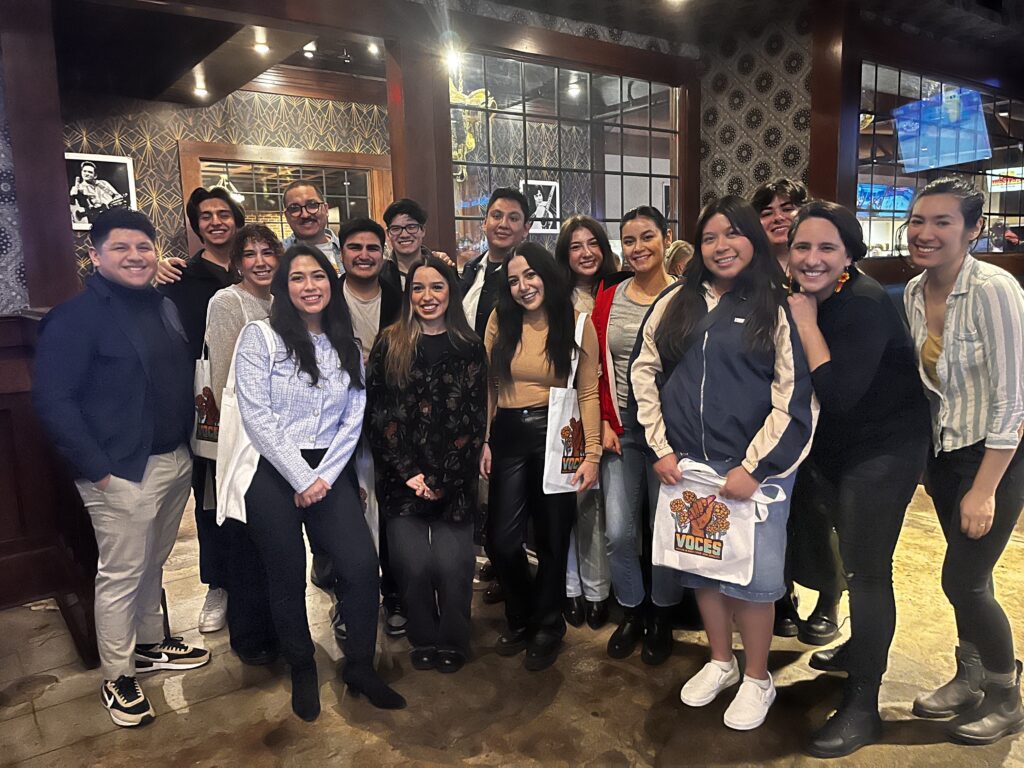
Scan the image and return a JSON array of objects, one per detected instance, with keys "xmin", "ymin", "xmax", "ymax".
[
  {"xmin": 159, "ymin": 186, "xmax": 245, "ymax": 635},
  {"xmin": 281, "ymin": 180, "xmax": 343, "ymax": 275}
]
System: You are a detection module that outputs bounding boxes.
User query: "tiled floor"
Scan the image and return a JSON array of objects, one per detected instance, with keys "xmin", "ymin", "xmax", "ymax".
[{"xmin": 1, "ymin": 488, "xmax": 1022, "ymax": 767}]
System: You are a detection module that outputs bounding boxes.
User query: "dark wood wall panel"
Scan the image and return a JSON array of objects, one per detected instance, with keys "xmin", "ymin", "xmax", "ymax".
[{"xmin": 242, "ymin": 65, "xmax": 387, "ymax": 105}]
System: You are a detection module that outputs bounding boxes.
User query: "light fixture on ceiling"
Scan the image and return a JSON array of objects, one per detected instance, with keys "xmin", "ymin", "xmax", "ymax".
[
  {"xmin": 567, "ymin": 78, "xmax": 581, "ymax": 99},
  {"xmin": 368, "ymin": 42, "xmax": 380, "ymax": 57},
  {"xmin": 194, "ymin": 86, "xmax": 209, "ymax": 98},
  {"xmin": 303, "ymin": 41, "xmax": 317, "ymax": 60},
  {"xmin": 253, "ymin": 27, "xmax": 269, "ymax": 55},
  {"xmin": 341, "ymin": 47, "xmax": 353, "ymax": 64},
  {"xmin": 194, "ymin": 68, "xmax": 208, "ymax": 99}
]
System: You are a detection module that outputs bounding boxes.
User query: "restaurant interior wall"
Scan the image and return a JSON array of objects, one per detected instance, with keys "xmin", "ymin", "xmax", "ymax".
[{"xmin": 0, "ymin": 45, "xmax": 29, "ymax": 316}]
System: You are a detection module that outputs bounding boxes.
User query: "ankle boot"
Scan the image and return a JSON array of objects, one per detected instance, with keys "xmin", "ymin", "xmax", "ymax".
[
  {"xmin": 950, "ymin": 660, "xmax": 1024, "ymax": 745},
  {"xmin": 773, "ymin": 591, "xmax": 801, "ymax": 638},
  {"xmin": 641, "ymin": 606, "xmax": 674, "ymax": 666},
  {"xmin": 913, "ymin": 643, "xmax": 984, "ymax": 718},
  {"xmin": 799, "ymin": 592, "xmax": 839, "ymax": 646},
  {"xmin": 342, "ymin": 666, "xmax": 407, "ymax": 710},
  {"xmin": 805, "ymin": 678, "xmax": 882, "ymax": 758},
  {"xmin": 607, "ymin": 604, "xmax": 644, "ymax": 659},
  {"xmin": 290, "ymin": 665, "xmax": 320, "ymax": 721},
  {"xmin": 810, "ymin": 641, "xmax": 849, "ymax": 674}
]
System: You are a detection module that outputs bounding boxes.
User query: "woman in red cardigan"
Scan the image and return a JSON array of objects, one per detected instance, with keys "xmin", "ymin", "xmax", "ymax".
[{"xmin": 593, "ymin": 206, "xmax": 675, "ymax": 664}]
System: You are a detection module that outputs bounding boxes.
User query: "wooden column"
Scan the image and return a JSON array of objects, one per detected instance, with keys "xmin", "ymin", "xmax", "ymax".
[
  {"xmin": 385, "ymin": 37, "xmax": 457, "ymax": 257},
  {"xmin": 0, "ymin": 0, "xmax": 80, "ymax": 308}
]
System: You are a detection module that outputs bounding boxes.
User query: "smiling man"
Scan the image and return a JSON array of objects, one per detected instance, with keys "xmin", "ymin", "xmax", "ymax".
[
  {"xmin": 750, "ymin": 177, "xmax": 808, "ymax": 273},
  {"xmin": 381, "ymin": 198, "xmax": 453, "ymax": 292},
  {"xmin": 461, "ymin": 187, "xmax": 534, "ymax": 338},
  {"xmin": 33, "ymin": 209, "xmax": 210, "ymax": 729},
  {"xmin": 282, "ymin": 180, "xmax": 343, "ymax": 275}
]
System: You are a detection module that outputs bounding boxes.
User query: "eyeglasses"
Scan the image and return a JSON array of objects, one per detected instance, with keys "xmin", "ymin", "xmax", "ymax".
[
  {"xmin": 285, "ymin": 200, "xmax": 326, "ymax": 216},
  {"xmin": 387, "ymin": 223, "xmax": 423, "ymax": 236}
]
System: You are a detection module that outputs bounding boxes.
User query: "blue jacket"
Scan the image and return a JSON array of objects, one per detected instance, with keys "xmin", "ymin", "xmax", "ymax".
[{"xmin": 33, "ymin": 275, "xmax": 193, "ymax": 482}]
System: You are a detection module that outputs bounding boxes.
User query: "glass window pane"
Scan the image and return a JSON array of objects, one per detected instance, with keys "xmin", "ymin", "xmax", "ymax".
[
  {"xmin": 592, "ymin": 74, "xmax": 621, "ymax": 123},
  {"xmin": 490, "ymin": 165, "xmax": 522, "ymax": 192},
  {"xmin": 453, "ymin": 163, "xmax": 489, "ymax": 219},
  {"xmin": 562, "ymin": 171, "xmax": 591, "ymax": 221},
  {"xmin": 348, "ymin": 199, "xmax": 369, "ymax": 220},
  {"xmin": 594, "ymin": 125, "xmax": 621, "ymax": 172},
  {"xmin": 652, "ymin": 130, "xmax": 676, "ymax": 176},
  {"xmin": 526, "ymin": 116, "xmax": 559, "ymax": 168},
  {"xmin": 602, "ymin": 173, "xmax": 622, "ymax": 220},
  {"xmin": 560, "ymin": 121, "xmax": 591, "ymax": 170},
  {"xmin": 489, "ymin": 113, "xmax": 525, "ymax": 166},
  {"xmin": 346, "ymin": 171, "xmax": 368, "ymax": 197},
  {"xmin": 451, "ymin": 52, "xmax": 485, "ymax": 95},
  {"xmin": 622, "ymin": 128, "xmax": 650, "ymax": 174},
  {"xmin": 622, "ymin": 78, "xmax": 650, "ymax": 128},
  {"xmin": 623, "ymin": 174, "xmax": 650, "ymax": 211},
  {"xmin": 524, "ymin": 63, "xmax": 557, "ymax": 116},
  {"xmin": 455, "ymin": 219, "xmax": 485, "ymax": 266},
  {"xmin": 860, "ymin": 62, "xmax": 877, "ymax": 112},
  {"xmin": 559, "ymin": 69, "xmax": 589, "ymax": 121},
  {"xmin": 485, "ymin": 56, "xmax": 523, "ymax": 112},
  {"xmin": 451, "ymin": 107, "xmax": 489, "ymax": 164},
  {"xmin": 651, "ymin": 83, "xmax": 677, "ymax": 131},
  {"xmin": 652, "ymin": 177, "xmax": 675, "ymax": 220}
]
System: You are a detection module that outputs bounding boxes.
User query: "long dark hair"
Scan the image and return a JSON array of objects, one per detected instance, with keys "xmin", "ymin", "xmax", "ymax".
[
  {"xmin": 269, "ymin": 244, "xmax": 363, "ymax": 388},
  {"xmin": 490, "ymin": 242, "xmax": 577, "ymax": 388},
  {"xmin": 655, "ymin": 196, "xmax": 784, "ymax": 361},
  {"xmin": 378, "ymin": 256, "xmax": 478, "ymax": 387},
  {"xmin": 554, "ymin": 215, "xmax": 618, "ymax": 295}
]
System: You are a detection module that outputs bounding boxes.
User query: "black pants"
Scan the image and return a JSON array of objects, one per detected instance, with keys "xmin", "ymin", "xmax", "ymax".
[
  {"xmin": 788, "ymin": 461, "xmax": 846, "ymax": 598},
  {"xmin": 193, "ymin": 459, "xmax": 229, "ymax": 590},
  {"xmin": 244, "ymin": 451, "xmax": 379, "ymax": 671},
  {"xmin": 222, "ymin": 518, "xmax": 278, "ymax": 657},
  {"xmin": 926, "ymin": 441, "xmax": 1024, "ymax": 675},
  {"xmin": 800, "ymin": 436, "xmax": 928, "ymax": 683},
  {"xmin": 387, "ymin": 515, "xmax": 475, "ymax": 654},
  {"xmin": 487, "ymin": 407, "xmax": 576, "ymax": 638}
]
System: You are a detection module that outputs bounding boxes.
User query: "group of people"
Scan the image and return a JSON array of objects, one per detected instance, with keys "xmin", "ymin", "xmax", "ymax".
[{"xmin": 32, "ymin": 171, "xmax": 1023, "ymax": 759}]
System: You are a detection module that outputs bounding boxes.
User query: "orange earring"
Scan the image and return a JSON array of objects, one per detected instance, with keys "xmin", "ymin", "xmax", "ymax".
[{"xmin": 834, "ymin": 269, "xmax": 850, "ymax": 294}]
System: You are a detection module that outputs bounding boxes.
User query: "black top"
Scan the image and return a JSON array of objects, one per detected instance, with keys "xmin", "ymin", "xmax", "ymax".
[
  {"xmin": 419, "ymin": 331, "xmax": 454, "ymax": 367},
  {"xmin": 158, "ymin": 251, "xmax": 238, "ymax": 360},
  {"xmin": 474, "ymin": 259, "xmax": 504, "ymax": 338},
  {"xmin": 809, "ymin": 267, "xmax": 930, "ymax": 465}
]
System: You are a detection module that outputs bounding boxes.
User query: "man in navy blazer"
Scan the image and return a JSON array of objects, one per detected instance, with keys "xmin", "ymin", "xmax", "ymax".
[{"xmin": 33, "ymin": 209, "xmax": 210, "ymax": 728}]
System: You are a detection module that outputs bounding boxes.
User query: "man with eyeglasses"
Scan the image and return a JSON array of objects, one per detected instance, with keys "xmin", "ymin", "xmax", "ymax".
[
  {"xmin": 380, "ymin": 198, "xmax": 452, "ymax": 291},
  {"xmin": 282, "ymin": 180, "xmax": 343, "ymax": 274}
]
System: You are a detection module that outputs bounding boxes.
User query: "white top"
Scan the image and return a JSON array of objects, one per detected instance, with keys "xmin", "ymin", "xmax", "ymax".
[{"xmin": 344, "ymin": 281, "xmax": 382, "ymax": 364}]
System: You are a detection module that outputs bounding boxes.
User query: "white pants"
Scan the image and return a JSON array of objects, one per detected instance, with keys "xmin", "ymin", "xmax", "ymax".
[{"xmin": 75, "ymin": 446, "xmax": 192, "ymax": 679}]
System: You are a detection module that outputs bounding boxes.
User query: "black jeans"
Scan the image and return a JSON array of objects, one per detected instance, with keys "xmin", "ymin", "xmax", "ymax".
[
  {"xmin": 487, "ymin": 407, "xmax": 577, "ymax": 638},
  {"xmin": 222, "ymin": 519, "xmax": 277, "ymax": 657},
  {"xmin": 926, "ymin": 441, "xmax": 1024, "ymax": 675},
  {"xmin": 244, "ymin": 451, "xmax": 379, "ymax": 671},
  {"xmin": 386, "ymin": 515, "xmax": 475, "ymax": 655},
  {"xmin": 788, "ymin": 461, "xmax": 846, "ymax": 597},
  {"xmin": 801, "ymin": 435, "xmax": 929, "ymax": 683},
  {"xmin": 193, "ymin": 459, "xmax": 229, "ymax": 590}
]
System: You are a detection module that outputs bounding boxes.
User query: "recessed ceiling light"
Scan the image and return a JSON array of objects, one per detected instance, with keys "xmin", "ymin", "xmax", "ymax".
[
  {"xmin": 303, "ymin": 41, "xmax": 316, "ymax": 60},
  {"xmin": 254, "ymin": 42, "xmax": 270, "ymax": 55},
  {"xmin": 304, "ymin": 50, "xmax": 313, "ymax": 59},
  {"xmin": 368, "ymin": 42, "xmax": 380, "ymax": 56},
  {"xmin": 194, "ymin": 87, "xmax": 208, "ymax": 98}
]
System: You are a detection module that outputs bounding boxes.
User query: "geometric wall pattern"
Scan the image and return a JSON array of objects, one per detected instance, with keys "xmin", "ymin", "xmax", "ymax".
[
  {"xmin": 64, "ymin": 90, "xmax": 389, "ymax": 268},
  {"xmin": 698, "ymin": 9, "xmax": 812, "ymax": 208},
  {"xmin": 0, "ymin": 42, "xmax": 30, "ymax": 314}
]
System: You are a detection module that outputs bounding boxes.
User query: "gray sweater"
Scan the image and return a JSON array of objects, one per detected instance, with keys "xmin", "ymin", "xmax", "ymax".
[{"xmin": 205, "ymin": 284, "xmax": 272, "ymax": 404}]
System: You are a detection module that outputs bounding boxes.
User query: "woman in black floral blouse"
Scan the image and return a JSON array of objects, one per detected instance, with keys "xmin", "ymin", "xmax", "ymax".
[{"xmin": 366, "ymin": 256, "xmax": 488, "ymax": 673}]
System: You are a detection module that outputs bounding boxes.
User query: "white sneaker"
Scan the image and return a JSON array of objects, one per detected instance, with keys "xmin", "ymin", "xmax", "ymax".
[
  {"xmin": 198, "ymin": 587, "xmax": 228, "ymax": 633},
  {"xmin": 680, "ymin": 657, "xmax": 741, "ymax": 706},
  {"xmin": 723, "ymin": 674, "xmax": 776, "ymax": 731}
]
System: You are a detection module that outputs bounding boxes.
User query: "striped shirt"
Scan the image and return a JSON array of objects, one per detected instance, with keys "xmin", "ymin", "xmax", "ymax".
[
  {"xmin": 235, "ymin": 322, "xmax": 365, "ymax": 492},
  {"xmin": 905, "ymin": 253, "xmax": 1024, "ymax": 455}
]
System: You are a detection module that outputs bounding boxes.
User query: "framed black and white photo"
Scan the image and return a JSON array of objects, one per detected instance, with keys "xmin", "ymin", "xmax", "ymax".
[
  {"xmin": 65, "ymin": 152, "xmax": 137, "ymax": 231},
  {"xmin": 520, "ymin": 179, "xmax": 560, "ymax": 234}
]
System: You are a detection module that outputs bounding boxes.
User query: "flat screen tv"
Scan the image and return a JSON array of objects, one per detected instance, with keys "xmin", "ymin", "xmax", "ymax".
[
  {"xmin": 856, "ymin": 183, "xmax": 915, "ymax": 217},
  {"xmin": 892, "ymin": 87, "xmax": 992, "ymax": 173}
]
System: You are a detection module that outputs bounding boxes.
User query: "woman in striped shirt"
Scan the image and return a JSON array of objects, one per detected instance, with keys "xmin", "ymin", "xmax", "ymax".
[{"xmin": 903, "ymin": 178, "xmax": 1024, "ymax": 746}]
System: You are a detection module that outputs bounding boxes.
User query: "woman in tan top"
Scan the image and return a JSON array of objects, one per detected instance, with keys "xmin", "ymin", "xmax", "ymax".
[{"xmin": 479, "ymin": 242, "xmax": 601, "ymax": 672}]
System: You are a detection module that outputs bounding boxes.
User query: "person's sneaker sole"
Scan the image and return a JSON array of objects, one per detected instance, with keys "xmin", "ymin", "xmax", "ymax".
[
  {"xmin": 135, "ymin": 653, "xmax": 211, "ymax": 674},
  {"xmin": 100, "ymin": 690, "xmax": 154, "ymax": 727},
  {"xmin": 680, "ymin": 667, "xmax": 741, "ymax": 707}
]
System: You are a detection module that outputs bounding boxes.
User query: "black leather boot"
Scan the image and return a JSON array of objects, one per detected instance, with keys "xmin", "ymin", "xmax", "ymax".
[
  {"xmin": 805, "ymin": 678, "xmax": 882, "ymax": 758},
  {"xmin": 563, "ymin": 596, "xmax": 586, "ymax": 628},
  {"xmin": 913, "ymin": 643, "xmax": 985, "ymax": 718},
  {"xmin": 773, "ymin": 591, "xmax": 801, "ymax": 638},
  {"xmin": 607, "ymin": 604, "xmax": 644, "ymax": 659},
  {"xmin": 641, "ymin": 606, "xmax": 674, "ymax": 666},
  {"xmin": 810, "ymin": 641, "xmax": 849, "ymax": 674},
  {"xmin": 586, "ymin": 599, "xmax": 610, "ymax": 630},
  {"xmin": 290, "ymin": 665, "xmax": 320, "ymax": 721},
  {"xmin": 950, "ymin": 660, "xmax": 1024, "ymax": 745},
  {"xmin": 799, "ymin": 592, "xmax": 839, "ymax": 646}
]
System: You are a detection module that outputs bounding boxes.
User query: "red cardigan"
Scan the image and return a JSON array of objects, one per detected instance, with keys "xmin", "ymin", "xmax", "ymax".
[{"xmin": 592, "ymin": 273, "xmax": 632, "ymax": 435}]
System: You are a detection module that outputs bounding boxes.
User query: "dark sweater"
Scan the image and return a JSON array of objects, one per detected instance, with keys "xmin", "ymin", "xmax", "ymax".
[
  {"xmin": 33, "ymin": 273, "xmax": 193, "ymax": 482},
  {"xmin": 158, "ymin": 251, "xmax": 238, "ymax": 360},
  {"xmin": 809, "ymin": 267, "xmax": 930, "ymax": 464}
]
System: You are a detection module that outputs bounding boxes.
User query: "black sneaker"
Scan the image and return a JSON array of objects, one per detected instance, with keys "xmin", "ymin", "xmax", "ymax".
[
  {"xmin": 101, "ymin": 676, "xmax": 155, "ymax": 727},
  {"xmin": 134, "ymin": 637, "xmax": 211, "ymax": 673},
  {"xmin": 383, "ymin": 596, "xmax": 407, "ymax": 638}
]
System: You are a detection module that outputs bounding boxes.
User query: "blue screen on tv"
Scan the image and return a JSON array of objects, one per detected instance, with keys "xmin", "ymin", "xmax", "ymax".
[
  {"xmin": 856, "ymin": 183, "xmax": 915, "ymax": 216},
  {"xmin": 892, "ymin": 87, "xmax": 992, "ymax": 173}
]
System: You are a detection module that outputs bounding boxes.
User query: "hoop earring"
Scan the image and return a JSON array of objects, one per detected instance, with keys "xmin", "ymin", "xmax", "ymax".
[{"xmin": 834, "ymin": 268, "xmax": 850, "ymax": 294}]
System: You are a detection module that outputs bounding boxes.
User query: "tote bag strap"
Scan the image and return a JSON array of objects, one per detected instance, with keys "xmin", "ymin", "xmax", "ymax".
[
  {"xmin": 676, "ymin": 457, "xmax": 787, "ymax": 522},
  {"xmin": 225, "ymin": 319, "xmax": 276, "ymax": 392},
  {"xmin": 566, "ymin": 312, "xmax": 588, "ymax": 387}
]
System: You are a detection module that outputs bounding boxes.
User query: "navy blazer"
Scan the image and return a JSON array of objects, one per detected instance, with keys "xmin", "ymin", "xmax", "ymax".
[{"xmin": 33, "ymin": 275, "xmax": 193, "ymax": 483}]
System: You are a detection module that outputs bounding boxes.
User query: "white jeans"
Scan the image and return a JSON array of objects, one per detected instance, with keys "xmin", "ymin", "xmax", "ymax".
[{"xmin": 75, "ymin": 446, "xmax": 192, "ymax": 679}]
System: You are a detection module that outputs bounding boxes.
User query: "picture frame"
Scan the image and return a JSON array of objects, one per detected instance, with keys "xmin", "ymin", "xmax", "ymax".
[
  {"xmin": 65, "ymin": 152, "xmax": 137, "ymax": 231},
  {"xmin": 520, "ymin": 179, "xmax": 560, "ymax": 234}
]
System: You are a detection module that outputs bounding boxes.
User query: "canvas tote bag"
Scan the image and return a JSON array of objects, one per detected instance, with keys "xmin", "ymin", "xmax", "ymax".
[
  {"xmin": 216, "ymin": 319, "xmax": 276, "ymax": 525},
  {"xmin": 542, "ymin": 313, "xmax": 591, "ymax": 495},
  {"xmin": 192, "ymin": 290, "xmax": 249, "ymax": 461},
  {"xmin": 652, "ymin": 458, "xmax": 785, "ymax": 586}
]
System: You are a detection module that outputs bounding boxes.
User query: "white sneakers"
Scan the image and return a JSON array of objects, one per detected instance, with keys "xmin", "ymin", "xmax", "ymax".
[
  {"xmin": 198, "ymin": 587, "xmax": 228, "ymax": 633},
  {"xmin": 680, "ymin": 656, "xmax": 776, "ymax": 731}
]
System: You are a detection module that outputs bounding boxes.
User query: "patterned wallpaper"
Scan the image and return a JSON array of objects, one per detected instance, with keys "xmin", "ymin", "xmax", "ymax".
[
  {"xmin": 698, "ymin": 9, "xmax": 812, "ymax": 208},
  {"xmin": 0, "ymin": 43, "xmax": 29, "ymax": 314},
  {"xmin": 64, "ymin": 90, "xmax": 389, "ymax": 267}
]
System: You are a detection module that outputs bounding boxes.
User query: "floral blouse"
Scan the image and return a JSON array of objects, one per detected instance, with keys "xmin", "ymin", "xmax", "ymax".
[{"xmin": 366, "ymin": 333, "xmax": 488, "ymax": 523}]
